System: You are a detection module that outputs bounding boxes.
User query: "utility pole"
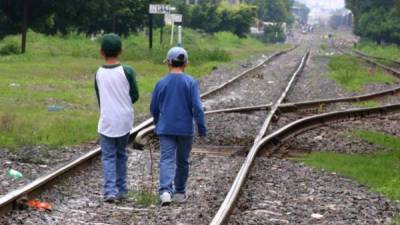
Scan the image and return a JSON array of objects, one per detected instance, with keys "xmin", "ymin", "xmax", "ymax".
[
  {"xmin": 21, "ymin": 0, "xmax": 30, "ymax": 54},
  {"xmin": 149, "ymin": 13, "xmax": 153, "ymax": 49}
]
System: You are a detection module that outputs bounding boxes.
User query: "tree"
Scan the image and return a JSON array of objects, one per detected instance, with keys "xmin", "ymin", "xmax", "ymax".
[
  {"xmin": 0, "ymin": 0, "xmax": 54, "ymax": 53},
  {"xmin": 346, "ymin": 0, "xmax": 400, "ymax": 44},
  {"xmin": 261, "ymin": 24, "xmax": 285, "ymax": 43},
  {"xmin": 217, "ymin": 4, "xmax": 256, "ymax": 37},
  {"xmin": 189, "ymin": 4, "xmax": 221, "ymax": 33},
  {"xmin": 46, "ymin": 0, "xmax": 149, "ymax": 36},
  {"xmin": 246, "ymin": 0, "xmax": 294, "ymax": 24}
]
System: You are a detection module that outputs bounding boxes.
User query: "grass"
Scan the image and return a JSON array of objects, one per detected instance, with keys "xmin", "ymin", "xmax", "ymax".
[
  {"xmin": 327, "ymin": 55, "xmax": 396, "ymax": 91},
  {"xmin": 395, "ymin": 216, "xmax": 400, "ymax": 225},
  {"xmin": 128, "ymin": 190, "xmax": 159, "ymax": 207},
  {"xmin": 0, "ymin": 29, "xmax": 289, "ymax": 149},
  {"xmin": 357, "ymin": 41, "xmax": 400, "ymax": 62},
  {"xmin": 351, "ymin": 100, "xmax": 380, "ymax": 108},
  {"xmin": 297, "ymin": 130, "xmax": 400, "ymax": 202}
]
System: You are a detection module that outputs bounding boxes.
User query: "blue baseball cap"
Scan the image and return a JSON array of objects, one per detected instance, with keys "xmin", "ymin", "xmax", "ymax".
[{"xmin": 165, "ymin": 47, "xmax": 188, "ymax": 64}]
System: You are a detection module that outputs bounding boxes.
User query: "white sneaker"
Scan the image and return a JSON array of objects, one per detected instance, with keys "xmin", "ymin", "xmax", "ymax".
[
  {"xmin": 173, "ymin": 193, "xmax": 188, "ymax": 203},
  {"xmin": 160, "ymin": 192, "xmax": 172, "ymax": 206}
]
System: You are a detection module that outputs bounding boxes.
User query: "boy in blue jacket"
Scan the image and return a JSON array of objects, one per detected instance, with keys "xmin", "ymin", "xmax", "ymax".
[{"xmin": 150, "ymin": 47, "xmax": 207, "ymax": 206}]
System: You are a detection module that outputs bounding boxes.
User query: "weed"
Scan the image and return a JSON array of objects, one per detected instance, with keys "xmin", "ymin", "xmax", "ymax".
[
  {"xmin": 297, "ymin": 130, "xmax": 400, "ymax": 201},
  {"xmin": 0, "ymin": 113, "xmax": 16, "ymax": 132},
  {"xmin": 327, "ymin": 55, "xmax": 396, "ymax": 91},
  {"xmin": 352, "ymin": 100, "xmax": 380, "ymax": 108},
  {"xmin": 129, "ymin": 190, "xmax": 159, "ymax": 207},
  {"xmin": 357, "ymin": 41, "xmax": 400, "ymax": 62},
  {"xmin": 393, "ymin": 215, "xmax": 400, "ymax": 225},
  {"xmin": 0, "ymin": 40, "xmax": 20, "ymax": 55}
]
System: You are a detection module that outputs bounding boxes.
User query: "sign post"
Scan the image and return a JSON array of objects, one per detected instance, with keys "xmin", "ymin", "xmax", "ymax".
[
  {"xmin": 178, "ymin": 25, "xmax": 182, "ymax": 46},
  {"xmin": 149, "ymin": 13, "xmax": 153, "ymax": 49},
  {"xmin": 164, "ymin": 14, "xmax": 183, "ymax": 46},
  {"xmin": 149, "ymin": 4, "xmax": 174, "ymax": 49}
]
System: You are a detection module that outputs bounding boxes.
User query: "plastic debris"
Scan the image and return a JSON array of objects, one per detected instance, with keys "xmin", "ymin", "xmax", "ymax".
[
  {"xmin": 311, "ymin": 213, "xmax": 324, "ymax": 219},
  {"xmin": 47, "ymin": 105, "xmax": 64, "ymax": 112},
  {"xmin": 8, "ymin": 83, "xmax": 20, "ymax": 88},
  {"xmin": 7, "ymin": 169, "xmax": 23, "ymax": 179},
  {"xmin": 27, "ymin": 200, "xmax": 53, "ymax": 211},
  {"xmin": 314, "ymin": 135, "xmax": 323, "ymax": 140}
]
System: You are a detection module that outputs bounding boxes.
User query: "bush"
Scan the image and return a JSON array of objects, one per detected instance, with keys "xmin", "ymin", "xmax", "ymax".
[
  {"xmin": 0, "ymin": 40, "xmax": 20, "ymax": 55},
  {"xmin": 190, "ymin": 48, "xmax": 231, "ymax": 64},
  {"xmin": 259, "ymin": 24, "xmax": 286, "ymax": 43}
]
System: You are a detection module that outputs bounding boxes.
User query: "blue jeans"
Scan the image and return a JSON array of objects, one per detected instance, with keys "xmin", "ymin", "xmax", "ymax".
[
  {"xmin": 159, "ymin": 135, "xmax": 193, "ymax": 195},
  {"xmin": 100, "ymin": 133, "xmax": 129, "ymax": 197}
]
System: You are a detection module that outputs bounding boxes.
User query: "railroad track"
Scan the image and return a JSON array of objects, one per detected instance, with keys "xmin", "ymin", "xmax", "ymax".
[
  {"xmin": 211, "ymin": 103, "xmax": 400, "ymax": 224},
  {"xmin": 1, "ymin": 44, "xmax": 400, "ymax": 224},
  {"xmin": 209, "ymin": 46, "xmax": 400, "ymax": 224},
  {"xmin": 210, "ymin": 49, "xmax": 310, "ymax": 224},
  {"xmin": 337, "ymin": 47, "xmax": 400, "ymax": 78},
  {"xmin": 352, "ymin": 49, "xmax": 400, "ymax": 67},
  {"xmin": 0, "ymin": 47, "xmax": 297, "ymax": 216}
]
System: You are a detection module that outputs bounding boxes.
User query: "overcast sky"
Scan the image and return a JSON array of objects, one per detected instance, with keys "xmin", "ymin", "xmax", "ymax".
[{"xmin": 296, "ymin": 0, "xmax": 345, "ymax": 9}]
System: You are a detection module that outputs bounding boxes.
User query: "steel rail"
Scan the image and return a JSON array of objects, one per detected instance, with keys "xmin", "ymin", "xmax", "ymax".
[
  {"xmin": 259, "ymin": 104, "xmax": 400, "ymax": 156},
  {"xmin": 353, "ymin": 49, "xmax": 400, "ymax": 66},
  {"xmin": 0, "ymin": 47, "xmax": 296, "ymax": 216},
  {"xmin": 0, "ymin": 122, "xmax": 146, "ymax": 215},
  {"xmin": 210, "ymin": 50, "xmax": 310, "ymax": 225},
  {"xmin": 210, "ymin": 103, "xmax": 400, "ymax": 225},
  {"xmin": 338, "ymin": 47, "xmax": 400, "ymax": 77},
  {"xmin": 201, "ymin": 46, "xmax": 298, "ymax": 98},
  {"xmin": 205, "ymin": 86, "xmax": 400, "ymax": 115}
]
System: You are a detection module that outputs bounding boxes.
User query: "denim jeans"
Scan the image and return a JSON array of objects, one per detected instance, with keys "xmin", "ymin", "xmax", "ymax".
[
  {"xmin": 159, "ymin": 135, "xmax": 193, "ymax": 195},
  {"xmin": 100, "ymin": 133, "xmax": 129, "ymax": 197}
]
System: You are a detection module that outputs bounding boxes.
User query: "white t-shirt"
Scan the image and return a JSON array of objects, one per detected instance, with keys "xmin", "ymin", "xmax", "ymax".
[{"xmin": 95, "ymin": 65, "xmax": 134, "ymax": 137}]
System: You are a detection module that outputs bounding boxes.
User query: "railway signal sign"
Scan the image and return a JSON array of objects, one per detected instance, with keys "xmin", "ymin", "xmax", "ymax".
[
  {"xmin": 149, "ymin": 4, "xmax": 175, "ymax": 14},
  {"xmin": 148, "ymin": 4, "xmax": 177, "ymax": 49},
  {"xmin": 164, "ymin": 14, "xmax": 183, "ymax": 25}
]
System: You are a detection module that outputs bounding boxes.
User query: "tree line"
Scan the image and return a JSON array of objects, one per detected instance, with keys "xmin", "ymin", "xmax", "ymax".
[
  {"xmin": 346, "ymin": 0, "xmax": 400, "ymax": 44},
  {"xmin": 0, "ymin": 0, "xmax": 295, "ymax": 53}
]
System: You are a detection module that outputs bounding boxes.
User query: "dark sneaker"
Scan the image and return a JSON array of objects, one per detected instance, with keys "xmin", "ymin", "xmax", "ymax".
[
  {"xmin": 160, "ymin": 192, "xmax": 172, "ymax": 206},
  {"xmin": 172, "ymin": 193, "xmax": 188, "ymax": 203},
  {"xmin": 117, "ymin": 193, "xmax": 128, "ymax": 201},
  {"xmin": 103, "ymin": 195, "xmax": 117, "ymax": 203}
]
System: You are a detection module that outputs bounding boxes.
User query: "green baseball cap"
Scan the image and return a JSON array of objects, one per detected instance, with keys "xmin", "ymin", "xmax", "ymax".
[{"xmin": 101, "ymin": 33, "xmax": 122, "ymax": 56}]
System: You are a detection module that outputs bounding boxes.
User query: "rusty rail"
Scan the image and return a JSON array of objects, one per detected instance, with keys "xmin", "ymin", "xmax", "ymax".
[
  {"xmin": 209, "ymin": 103, "xmax": 400, "ymax": 225},
  {"xmin": 210, "ymin": 50, "xmax": 310, "ymax": 225},
  {"xmin": 338, "ymin": 47, "xmax": 400, "ymax": 78},
  {"xmin": 205, "ymin": 86, "xmax": 400, "ymax": 115}
]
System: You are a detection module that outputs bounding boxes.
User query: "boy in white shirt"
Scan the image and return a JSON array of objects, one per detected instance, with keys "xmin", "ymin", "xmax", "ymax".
[{"xmin": 95, "ymin": 33, "xmax": 139, "ymax": 202}]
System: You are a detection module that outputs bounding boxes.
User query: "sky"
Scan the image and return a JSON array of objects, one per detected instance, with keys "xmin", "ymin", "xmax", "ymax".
[
  {"xmin": 296, "ymin": 0, "xmax": 347, "ymax": 24},
  {"xmin": 296, "ymin": 0, "xmax": 345, "ymax": 10}
]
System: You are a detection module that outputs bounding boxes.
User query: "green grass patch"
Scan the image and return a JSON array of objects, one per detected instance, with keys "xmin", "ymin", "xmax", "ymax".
[
  {"xmin": 297, "ymin": 130, "xmax": 400, "ymax": 201},
  {"xmin": 357, "ymin": 41, "xmax": 400, "ymax": 62},
  {"xmin": 352, "ymin": 100, "xmax": 380, "ymax": 108},
  {"xmin": 0, "ymin": 29, "xmax": 289, "ymax": 149},
  {"xmin": 327, "ymin": 55, "xmax": 396, "ymax": 91},
  {"xmin": 128, "ymin": 190, "xmax": 159, "ymax": 207},
  {"xmin": 394, "ymin": 216, "xmax": 400, "ymax": 225}
]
